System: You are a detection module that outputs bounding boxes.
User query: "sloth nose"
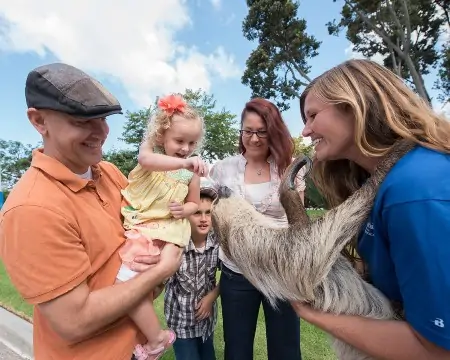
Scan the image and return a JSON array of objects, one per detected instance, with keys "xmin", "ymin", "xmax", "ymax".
[{"xmin": 218, "ymin": 185, "xmax": 233, "ymax": 199}]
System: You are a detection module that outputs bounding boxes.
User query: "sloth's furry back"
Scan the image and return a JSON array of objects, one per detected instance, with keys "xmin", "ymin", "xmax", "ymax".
[{"xmin": 211, "ymin": 140, "xmax": 415, "ymax": 360}]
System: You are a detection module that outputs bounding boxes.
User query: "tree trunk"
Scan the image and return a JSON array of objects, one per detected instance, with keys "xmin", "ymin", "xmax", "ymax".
[{"xmin": 404, "ymin": 56, "xmax": 432, "ymax": 104}]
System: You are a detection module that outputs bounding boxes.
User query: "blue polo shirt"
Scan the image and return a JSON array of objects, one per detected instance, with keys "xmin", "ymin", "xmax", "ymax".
[{"xmin": 358, "ymin": 145, "xmax": 450, "ymax": 350}]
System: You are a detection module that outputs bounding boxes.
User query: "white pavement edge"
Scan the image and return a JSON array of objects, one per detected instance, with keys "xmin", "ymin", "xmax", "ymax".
[{"xmin": 0, "ymin": 307, "xmax": 33, "ymax": 360}]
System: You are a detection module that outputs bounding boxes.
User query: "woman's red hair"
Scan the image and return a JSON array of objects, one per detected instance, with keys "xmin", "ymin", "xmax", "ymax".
[{"xmin": 239, "ymin": 98, "xmax": 294, "ymax": 178}]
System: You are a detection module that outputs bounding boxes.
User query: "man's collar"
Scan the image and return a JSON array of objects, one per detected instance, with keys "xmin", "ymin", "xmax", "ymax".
[{"xmin": 31, "ymin": 148, "xmax": 102, "ymax": 192}]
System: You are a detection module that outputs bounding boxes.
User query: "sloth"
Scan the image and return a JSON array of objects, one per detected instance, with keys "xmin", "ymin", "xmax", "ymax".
[{"xmin": 210, "ymin": 139, "xmax": 415, "ymax": 360}]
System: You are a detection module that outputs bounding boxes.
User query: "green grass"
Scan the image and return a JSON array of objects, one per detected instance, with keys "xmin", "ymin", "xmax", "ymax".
[
  {"xmin": 306, "ymin": 209, "xmax": 325, "ymax": 219},
  {"xmin": 0, "ymin": 262, "xmax": 33, "ymax": 320},
  {"xmin": 1, "ymin": 210, "xmax": 333, "ymax": 359},
  {"xmin": 1, "ymin": 261, "xmax": 335, "ymax": 360}
]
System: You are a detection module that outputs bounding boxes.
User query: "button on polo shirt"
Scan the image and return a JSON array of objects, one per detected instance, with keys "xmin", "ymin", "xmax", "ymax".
[{"xmin": 0, "ymin": 149, "xmax": 144, "ymax": 360}]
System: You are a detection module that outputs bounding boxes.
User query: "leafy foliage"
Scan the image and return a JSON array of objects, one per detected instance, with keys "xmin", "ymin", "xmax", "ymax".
[
  {"xmin": 434, "ymin": 40, "xmax": 450, "ymax": 106},
  {"xmin": 0, "ymin": 139, "xmax": 35, "ymax": 189},
  {"xmin": 292, "ymin": 135, "xmax": 314, "ymax": 157},
  {"xmin": 327, "ymin": 0, "xmax": 449, "ymax": 104},
  {"xmin": 103, "ymin": 148, "xmax": 137, "ymax": 177},
  {"xmin": 241, "ymin": 0, "xmax": 321, "ymax": 111}
]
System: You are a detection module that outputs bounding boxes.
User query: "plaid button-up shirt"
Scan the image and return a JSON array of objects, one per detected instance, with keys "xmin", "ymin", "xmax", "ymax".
[{"xmin": 164, "ymin": 232, "xmax": 219, "ymax": 341}]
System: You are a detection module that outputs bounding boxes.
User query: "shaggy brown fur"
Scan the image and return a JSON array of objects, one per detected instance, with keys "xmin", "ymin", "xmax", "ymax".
[{"xmin": 211, "ymin": 140, "xmax": 415, "ymax": 360}]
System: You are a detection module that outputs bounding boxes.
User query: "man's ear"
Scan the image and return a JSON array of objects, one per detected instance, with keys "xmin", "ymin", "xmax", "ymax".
[{"xmin": 27, "ymin": 108, "xmax": 48, "ymax": 136}]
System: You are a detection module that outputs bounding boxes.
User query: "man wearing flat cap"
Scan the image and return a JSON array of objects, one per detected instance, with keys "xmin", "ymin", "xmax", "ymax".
[{"xmin": 0, "ymin": 63, "xmax": 182, "ymax": 360}]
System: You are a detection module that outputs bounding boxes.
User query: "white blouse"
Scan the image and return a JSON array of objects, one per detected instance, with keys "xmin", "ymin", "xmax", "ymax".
[{"xmin": 209, "ymin": 154, "xmax": 306, "ymax": 274}]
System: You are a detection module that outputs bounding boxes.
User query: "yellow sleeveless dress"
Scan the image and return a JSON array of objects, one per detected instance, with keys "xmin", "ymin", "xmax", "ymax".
[{"xmin": 119, "ymin": 151, "xmax": 194, "ymax": 266}]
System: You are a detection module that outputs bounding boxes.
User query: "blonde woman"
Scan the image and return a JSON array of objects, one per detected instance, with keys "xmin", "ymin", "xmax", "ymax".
[{"xmin": 291, "ymin": 59, "xmax": 450, "ymax": 359}]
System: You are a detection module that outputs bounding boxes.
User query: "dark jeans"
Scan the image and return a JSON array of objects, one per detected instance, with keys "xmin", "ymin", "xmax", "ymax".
[
  {"xmin": 173, "ymin": 334, "xmax": 216, "ymax": 360},
  {"xmin": 220, "ymin": 264, "xmax": 302, "ymax": 360}
]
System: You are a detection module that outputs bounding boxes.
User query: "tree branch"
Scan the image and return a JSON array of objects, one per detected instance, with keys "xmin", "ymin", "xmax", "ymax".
[
  {"xmin": 289, "ymin": 61, "xmax": 312, "ymax": 83},
  {"xmin": 344, "ymin": 0, "xmax": 405, "ymax": 58},
  {"xmin": 396, "ymin": 37, "xmax": 403, "ymax": 74},
  {"xmin": 286, "ymin": 62, "xmax": 310, "ymax": 86},
  {"xmin": 283, "ymin": 68, "xmax": 300, "ymax": 97},
  {"xmin": 400, "ymin": 0, "xmax": 412, "ymax": 54},
  {"xmin": 388, "ymin": 42, "xmax": 400, "ymax": 76},
  {"xmin": 386, "ymin": 0, "xmax": 407, "ymax": 50}
]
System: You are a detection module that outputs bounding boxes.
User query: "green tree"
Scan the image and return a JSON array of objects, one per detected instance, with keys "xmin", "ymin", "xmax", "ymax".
[
  {"xmin": 305, "ymin": 179, "xmax": 328, "ymax": 209},
  {"xmin": 0, "ymin": 139, "xmax": 34, "ymax": 189},
  {"xmin": 103, "ymin": 148, "xmax": 137, "ymax": 177},
  {"xmin": 290, "ymin": 135, "xmax": 327, "ymax": 209},
  {"xmin": 434, "ymin": 39, "xmax": 450, "ymax": 106},
  {"xmin": 120, "ymin": 89, "xmax": 239, "ymax": 163},
  {"xmin": 120, "ymin": 107, "xmax": 155, "ymax": 150},
  {"xmin": 327, "ymin": 0, "xmax": 448, "ymax": 104},
  {"xmin": 292, "ymin": 135, "xmax": 314, "ymax": 157},
  {"xmin": 241, "ymin": 0, "xmax": 321, "ymax": 111}
]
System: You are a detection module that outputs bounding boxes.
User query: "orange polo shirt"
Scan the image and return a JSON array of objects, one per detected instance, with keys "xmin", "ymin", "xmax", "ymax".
[{"xmin": 0, "ymin": 149, "xmax": 143, "ymax": 360}]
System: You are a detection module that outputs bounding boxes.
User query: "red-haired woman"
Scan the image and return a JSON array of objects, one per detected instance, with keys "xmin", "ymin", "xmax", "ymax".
[{"xmin": 210, "ymin": 98, "xmax": 304, "ymax": 360}]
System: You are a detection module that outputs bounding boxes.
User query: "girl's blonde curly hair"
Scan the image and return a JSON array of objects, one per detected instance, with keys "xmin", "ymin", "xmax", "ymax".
[{"xmin": 144, "ymin": 94, "xmax": 205, "ymax": 153}]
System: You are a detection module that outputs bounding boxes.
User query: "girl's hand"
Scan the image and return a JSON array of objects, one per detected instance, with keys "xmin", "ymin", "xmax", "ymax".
[
  {"xmin": 169, "ymin": 201, "xmax": 185, "ymax": 219},
  {"xmin": 183, "ymin": 156, "xmax": 208, "ymax": 177}
]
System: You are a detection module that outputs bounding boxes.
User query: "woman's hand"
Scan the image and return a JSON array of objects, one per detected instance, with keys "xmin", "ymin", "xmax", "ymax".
[{"xmin": 290, "ymin": 301, "xmax": 322, "ymax": 323}]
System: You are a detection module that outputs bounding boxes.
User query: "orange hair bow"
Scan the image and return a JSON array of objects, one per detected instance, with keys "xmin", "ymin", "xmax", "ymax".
[{"xmin": 157, "ymin": 94, "xmax": 187, "ymax": 116}]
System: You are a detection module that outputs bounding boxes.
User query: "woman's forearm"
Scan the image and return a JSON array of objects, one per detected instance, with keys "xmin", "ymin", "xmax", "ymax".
[{"xmin": 307, "ymin": 311, "xmax": 449, "ymax": 360}]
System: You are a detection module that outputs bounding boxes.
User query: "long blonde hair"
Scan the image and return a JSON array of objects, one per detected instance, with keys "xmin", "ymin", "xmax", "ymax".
[{"xmin": 299, "ymin": 59, "xmax": 450, "ymax": 261}]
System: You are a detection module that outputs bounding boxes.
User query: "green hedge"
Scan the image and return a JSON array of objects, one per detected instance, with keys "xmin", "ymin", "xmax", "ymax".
[{"xmin": 305, "ymin": 178, "xmax": 327, "ymax": 209}]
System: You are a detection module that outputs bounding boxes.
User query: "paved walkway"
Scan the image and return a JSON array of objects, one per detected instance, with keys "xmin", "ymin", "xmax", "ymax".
[
  {"xmin": 0, "ymin": 307, "xmax": 33, "ymax": 360},
  {"xmin": 0, "ymin": 342, "xmax": 25, "ymax": 360}
]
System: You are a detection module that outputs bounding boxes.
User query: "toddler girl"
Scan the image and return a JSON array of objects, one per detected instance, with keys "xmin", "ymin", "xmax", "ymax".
[{"xmin": 116, "ymin": 94, "xmax": 207, "ymax": 360}]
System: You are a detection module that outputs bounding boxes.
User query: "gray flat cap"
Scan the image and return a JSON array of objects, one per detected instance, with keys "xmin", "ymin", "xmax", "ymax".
[{"xmin": 25, "ymin": 63, "xmax": 122, "ymax": 119}]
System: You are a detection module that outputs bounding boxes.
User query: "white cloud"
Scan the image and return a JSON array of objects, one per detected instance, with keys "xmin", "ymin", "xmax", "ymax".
[
  {"xmin": 210, "ymin": 0, "xmax": 221, "ymax": 10},
  {"xmin": 0, "ymin": 0, "xmax": 240, "ymax": 107}
]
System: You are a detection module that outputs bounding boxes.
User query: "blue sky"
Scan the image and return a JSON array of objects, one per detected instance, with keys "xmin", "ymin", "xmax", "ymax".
[{"xmin": 0, "ymin": 0, "xmax": 447, "ymax": 151}]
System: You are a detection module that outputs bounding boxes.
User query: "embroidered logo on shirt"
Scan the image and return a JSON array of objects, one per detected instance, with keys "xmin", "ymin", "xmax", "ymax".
[
  {"xmin": 433, "ymin": 318, "xmax": 445, "ymax": 328},
  {"xmin": 364, "ymin": 222, "xmax": 374, "ymax": 237}
]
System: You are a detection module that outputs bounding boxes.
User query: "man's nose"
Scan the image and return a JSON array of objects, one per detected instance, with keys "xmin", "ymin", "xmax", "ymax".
[{"xmin": 92, "ymin": 118, "xmax": 109, "ymax": 136}]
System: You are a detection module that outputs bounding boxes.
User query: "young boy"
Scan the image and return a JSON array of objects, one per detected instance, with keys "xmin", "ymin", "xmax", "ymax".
[{"xmin": 164, "ymin": 180, "xmax": 220, "ymax": 360}]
